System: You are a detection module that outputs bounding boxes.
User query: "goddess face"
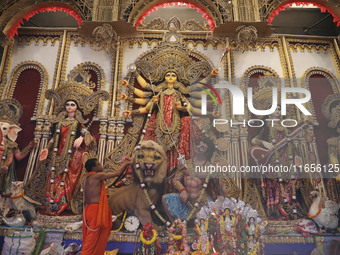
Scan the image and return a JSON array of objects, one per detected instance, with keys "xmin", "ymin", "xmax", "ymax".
[
  {"xmin": 165, "ymin": 72, "xmax": 177, "ymax": 84},
  {"xmin": 224, "ymin": 208, "xmax": 230, "ymax": 216},
  {"xmin": 200, "ymin": 218, "xmax": 205, "ymax": 226},
  {"xmin": 65, "ymin": 100, "xmax": 77, "ymax": 115},
  {"xmin": 249, "ymin": 217, "xmax": 255, "ymax": 225}
]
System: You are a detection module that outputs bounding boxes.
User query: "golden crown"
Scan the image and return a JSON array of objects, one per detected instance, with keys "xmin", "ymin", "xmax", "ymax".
[
  {"xmin": 46, "ymin": 70, "xmax": 109, "ymax": 115},
  {"xmin": 0, "ymin": 99, "xmax": 23, "ymax": 126},
  {"xmin": 322, "ymin": 93, "xmax": 340, "ymax": 128},
  {"xmin": 134, "ymin": 42, "xmax": 212, "ymax": 84}
]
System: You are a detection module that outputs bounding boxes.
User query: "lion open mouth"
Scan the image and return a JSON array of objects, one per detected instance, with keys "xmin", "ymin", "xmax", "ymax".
[{"xmin": 143, "ymin": 163, "xmax": 155, "ymax": 176}]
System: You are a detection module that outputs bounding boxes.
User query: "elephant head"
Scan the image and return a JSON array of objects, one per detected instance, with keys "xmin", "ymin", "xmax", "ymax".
[{"xmin": 0, "ymin": 122, "xmax": 22, "ymax": 142}]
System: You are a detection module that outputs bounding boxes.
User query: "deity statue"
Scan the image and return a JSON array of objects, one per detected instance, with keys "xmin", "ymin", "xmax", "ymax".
[
  {"xmin": 166, "ymin": 219, "xmax": 190, "ymax": 255},
  {"xmin": 249, "ymin": 81, "xmax": 311, "ymax": 220},
  {"xmin": 24, "ymin": 73, "xmax": 108, "ymax": 215},
  {"xmin": 162, "ymin": 137, "xmax": 216, "ymax": 222},
  {"xmin": 0, "ymin": 99, "xmax": 36, "ymax": 196},
  {"xmin": 322, "ymin": 93, "xmax": 340, "ymax": 203},
  {"xmin": 194, "ymin": 197, "xmax": 266, "ymax": 254},
  {"xmin": 120, "ymin": 56, "xmax": 217, "ymax": 176}
]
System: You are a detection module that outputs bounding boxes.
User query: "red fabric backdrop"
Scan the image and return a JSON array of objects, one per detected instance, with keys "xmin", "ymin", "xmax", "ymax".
[{"xmin": 13, "ymin": 69, "xmax": 40, "ymax": 180}]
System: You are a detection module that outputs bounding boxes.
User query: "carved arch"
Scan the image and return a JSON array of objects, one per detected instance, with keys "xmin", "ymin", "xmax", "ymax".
[
  {"xmin": 7, "ymin": 61, "xmax": 49, "ymax": 117},
  {"xmin": 121, "ymin": 0, "xmax": 223, "ymax": 28},
  {"xmin": 241, "ymin": 65, "xmax": 280, "ymax": 89},
  {"xmin": 262, "ymin": 0, "xmax": 340, "ymax": 23},
  {"xmin": 1, "ymin": 1, "xmax": 91, "ymax": 35},
  {"xmin": 240, "ymin": 65, "xmax": 280, "ymax": 119},
  {"xmin": 301, "ymin": 67, "xmax": 340, "ymax": 123},
  {"xmin": 70, "ymin": 62, "xmax": 106, "ymax": 91},
  {"xmin": 70, "ymin": 62, "xmax": 107, "ymax": 117}
]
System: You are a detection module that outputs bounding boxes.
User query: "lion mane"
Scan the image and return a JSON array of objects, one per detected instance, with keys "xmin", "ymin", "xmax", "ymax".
[{"xmin": 108, "ymin": 140, "xmax": 167, "ymax": 228}]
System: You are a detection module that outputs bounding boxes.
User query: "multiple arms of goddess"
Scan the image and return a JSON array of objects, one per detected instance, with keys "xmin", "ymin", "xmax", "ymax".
[{"xmin": 121, "ymin": 69, "xmax": 219, "ymax": 117}]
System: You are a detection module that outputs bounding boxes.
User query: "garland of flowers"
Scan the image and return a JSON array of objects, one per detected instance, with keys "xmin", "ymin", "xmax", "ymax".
[
  {"xmin": 134, "ymin": 155, "xmax": 171, "ymax": 227},
  {"xmin": 111, "ymin": 211, "xmax": 127, "ymax": 232},
  {"xmin": 249, "ymin": 242, "xmax": 259, "ymax": 255},
  {"xmin": 167, "ymin": 219, "xmax": 190, "ymax": 255},
  {"xmin": 308, "ymin": 205, "xmax": 322, "ymax": 218},
  {"xmin": 194, "ymin": 197, "xmax": 266, "ymax": 254},
  {"xmin": 140, "ymin": 229, "xmax": 157, "ymax": 245},
  {"xmin": 197, "ymin": 219, "xmax": 209, "ymax": 253},
  {"xmin": 220, "ymin": 215, "xmax": 225, "ymax": 241},
  {"xmin": 49, "ymin": 120, "xmax": 78, "ymax": 202}
]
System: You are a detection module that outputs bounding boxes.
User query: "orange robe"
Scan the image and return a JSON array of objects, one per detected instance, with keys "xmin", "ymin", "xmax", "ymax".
[{"xmin": 82, "ymin": 173, "xmax": 112, "ymax": 254}]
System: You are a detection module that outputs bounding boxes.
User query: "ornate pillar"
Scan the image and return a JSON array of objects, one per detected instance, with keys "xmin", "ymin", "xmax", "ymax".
[
  {"xmin": 41, "ymin": 119, "xmax": 51, "ymax": 150},
  {"xmin": 106, "ymin": 118, "xmax": 116, "ymax": 154},
  {"xmin": 115, "ymin": 119, "xmax": 125, "ymax": 147},
  {"xmin": 23, "ymin": 119, "xmax": 43, "ymax": 183},
  {"xmin": 239, "ymin": 126, "xmax": 248, "ymax": 192},
  {"xmin": 231, "ymin": 126, "xmax": 242, "ymax": 187},
  {"xmin": 98, "ymin": 119, "xmax": 108, "ymax": 164}
]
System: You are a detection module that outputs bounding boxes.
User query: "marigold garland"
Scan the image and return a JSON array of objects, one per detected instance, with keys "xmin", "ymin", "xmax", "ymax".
[
  {"xmin": 308, "ymin": 205, "xmax": 322, "ymax": 218},
  {"xmin": 111, "ymin": 211, "xmax": 127, "ymax": 232},
  {"xmin": 140, "ymin": 229, "xmax": 157, "ymax": 245},
  {"xmin": 172, "ymin": 233, "xmax": 183, "ymax": 240}
]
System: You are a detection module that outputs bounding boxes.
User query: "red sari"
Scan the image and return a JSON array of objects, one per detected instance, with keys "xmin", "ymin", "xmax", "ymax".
[
  {"xmin": 143, "ymin": 92, "xmax": 203, "ymax": 174},
  {"xmin": 46, "ymin": 122, "xmax": 86, "ymax": 204}
]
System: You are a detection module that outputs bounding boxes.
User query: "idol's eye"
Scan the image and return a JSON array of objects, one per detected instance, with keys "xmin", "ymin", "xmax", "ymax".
[
  {"xmin": 137, "ymin": 154, "xmax": 144, "ymax": 159},
  {"xmin": 154, "ymin": 155, "xmax": 161, "ymax": 160},
  {"xmin": 171, "ymin": 74, "xmax": 176, "ymax": 77}
]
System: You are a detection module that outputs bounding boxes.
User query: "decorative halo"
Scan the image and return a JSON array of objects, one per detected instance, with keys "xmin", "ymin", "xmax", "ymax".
[{"xmin": 216, "ymin": 138, "xmax": 229, "ymax": 151}]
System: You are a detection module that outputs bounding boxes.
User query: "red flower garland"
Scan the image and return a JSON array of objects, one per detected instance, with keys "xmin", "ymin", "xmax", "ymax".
[
  {"xmin": 8, "ymin": 7, "xmax": 83, "ymax": 38},
  {"xmin": 268, "ymin": 2, "xmax": 340, "ymax": 27},
  {"xmin": 136, "ymin": 2, "xmax": 215, "ymax": 31}
]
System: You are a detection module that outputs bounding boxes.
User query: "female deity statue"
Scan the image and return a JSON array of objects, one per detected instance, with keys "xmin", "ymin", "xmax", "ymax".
[
  {"xmin": 24, "ymin": 78, "xmax": 108, "ymax": 215},
  {"xmin": 249, "ymin": 84, "xmax": 310, "ymax": 220},
  {"xmin": 322, "ymin": 93, "xmax": 340, "ymax": 203},
  {"xmin": 121, "ymin": 62, "xmax": 217, "ymax": 175},
  {"xmin": 0, "ymin": 99, "xmax": 36, "ymax": 195}
]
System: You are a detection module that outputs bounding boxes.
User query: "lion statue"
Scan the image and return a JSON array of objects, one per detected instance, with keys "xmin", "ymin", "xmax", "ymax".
[
  {"xmin": 6, "ymin": 181, "xmax": 36, "ymax": 221},
  {"xmin": 108, "ymin": 140, "xmax": 167, "ymax": 230}
]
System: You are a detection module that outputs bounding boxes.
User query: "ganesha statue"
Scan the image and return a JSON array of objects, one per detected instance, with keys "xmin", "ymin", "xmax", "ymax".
[{"xmin": 0, "ymin": 99, "xmax": 36, "ymax": 196}]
